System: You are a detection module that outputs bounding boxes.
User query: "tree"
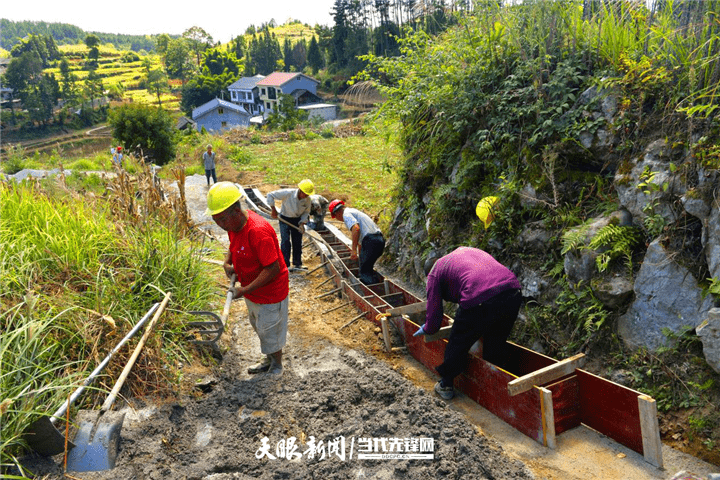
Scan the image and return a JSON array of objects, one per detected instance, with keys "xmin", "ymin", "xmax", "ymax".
[
  {"xmin": 283, "ymin": 38, "xmax": 293, "ymax": 72},
  {"xmin": 180, "ymin": 68, "xmax": 238, "ymax": 114},
  {"xmin": 10, "ymin": 34, "xmax": 60, "ymax": 66},
  {"xmin": 164, "ymin": 38, "xmax": 194, "ymax": 83},
  {"xmin": 265, "ymin": 93, "xmax": 308, "ymax": 131},
  {"xmin": 183, "ymin": 26, "xmax": 214, "ymax": 65},
  {"xmin": 59, "ymin": 57, "xmax": 78, "ymax": 106},
  {"xmin": 83, "ymin": 69, "xmax": 104, "ymax": 108},
  {"xmin": 146, "ymin": 68, "xmax": 169, "ymax": 106},
  {"xmin": 108, "ymin": 103, "xmax": 176, "ymax": 165},
  {"xmin": 289, "ymin": 39, "xmax": 308, "ymax": 72},
  {"xmin": 155, "ymin": 33, "xmax": 171, "ymax": 57},
  {"xmin": 24, "ymin": 73, "xmax": 59, "ymax": 126},
  {"xmin": 201, "ymin": 47, "xmax": 242, "ymax": 77},
  {"xmin": 3, "ymin": 51, "xmax": 44, "ymax": 124},
  {"xmin": 231, "ymin": 35, "xmax": 246, "ymax": 60},
  {"xmin": 246, "ymin": 27, "xmax": 282, "ymax": 75},
  {"xmin": 307, "ymin": 36, "xmax": 324, "ymax": 74}
]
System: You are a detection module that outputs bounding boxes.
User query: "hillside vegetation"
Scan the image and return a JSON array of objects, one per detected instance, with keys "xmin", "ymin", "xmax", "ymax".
[
  {"xmin": 359, "ymin": 0, "xmax": 720, "ymax": 463},
  {"xmin": 0, "ymin": 18, "xmax": 164, "ymax": 51}
]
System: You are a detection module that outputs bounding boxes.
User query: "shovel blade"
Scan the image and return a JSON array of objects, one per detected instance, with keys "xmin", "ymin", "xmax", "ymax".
[
  {"xmin": 24, "ymin": 416, "xmax": 76, "ymax": 457},
  {"xmin": 66, "ymin": 410, "xmax": 126, "ymax": 472}
]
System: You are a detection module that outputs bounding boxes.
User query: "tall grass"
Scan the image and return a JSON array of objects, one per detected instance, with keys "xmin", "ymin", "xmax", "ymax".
[
  {"xmin": 0, "ymin": 303, "xmax": 86, "ymax": 478},
  {"xmin": 0, "ymin": 172, "xmax": 216, "ymax": 473}
]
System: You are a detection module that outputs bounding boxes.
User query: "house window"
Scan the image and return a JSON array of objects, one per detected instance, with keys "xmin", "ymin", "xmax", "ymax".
[
  {"xmin": 266, "ymin": 102, "xmax": 271, "ymax": 109},
  {"xmin": 218, "ymin": 108, "xmax": 224, "ymax": 114},
  {"xmin": 221, "ymin": 121, "xmax": 227, "ymax": 127},
  {"xmin": 261, "ymin": 88, "xmax": 266, "ymax": 96}
]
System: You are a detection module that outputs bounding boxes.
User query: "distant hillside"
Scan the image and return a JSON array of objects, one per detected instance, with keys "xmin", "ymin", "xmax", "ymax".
[{"xmin": 0, "ymin": 19, "xmax": 171, "ymax": 52}]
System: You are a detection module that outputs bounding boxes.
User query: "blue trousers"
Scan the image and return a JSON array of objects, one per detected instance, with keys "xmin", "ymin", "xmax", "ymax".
[{"xmin": 279, "ymin": 215, "xmax": 303, "ymax": 268}]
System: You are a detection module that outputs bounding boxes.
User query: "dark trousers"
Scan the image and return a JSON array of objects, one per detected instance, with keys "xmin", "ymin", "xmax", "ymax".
[
  {"xmin": 436, "ymin": 288, "xmax": 522, "ymax": 385},
  {"xmin": 359, "ymin": 233, "xmax": 385, "ymax": 285},
  {"xmin": 279, "ymin": 215, "xmax": 303, "ymax": 267},
  {"xmin": 205, "ymin": 169, "xmax": 217, "ymax": 184}
]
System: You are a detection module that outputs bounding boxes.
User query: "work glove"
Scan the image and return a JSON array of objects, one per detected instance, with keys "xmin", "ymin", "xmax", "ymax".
[{"xmin": 413, "ymin": 325, "xmax": 427, "ymax": 337}]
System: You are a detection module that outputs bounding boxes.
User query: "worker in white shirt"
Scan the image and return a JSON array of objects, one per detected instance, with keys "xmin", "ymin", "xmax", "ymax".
[{"xmin": 266, "ymin": 179, "xmax": 315, "ymax": 272}]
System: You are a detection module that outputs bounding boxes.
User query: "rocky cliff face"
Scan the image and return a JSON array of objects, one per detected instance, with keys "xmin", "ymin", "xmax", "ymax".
[{"xmin": 383, "ymin": 85, "xmax": 720, "ymax": 373}]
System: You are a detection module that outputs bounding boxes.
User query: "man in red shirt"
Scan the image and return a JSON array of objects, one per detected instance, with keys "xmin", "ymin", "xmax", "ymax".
[{"xmin": 206, "ymin": 182, "xmax": 289, "ymax": 375}]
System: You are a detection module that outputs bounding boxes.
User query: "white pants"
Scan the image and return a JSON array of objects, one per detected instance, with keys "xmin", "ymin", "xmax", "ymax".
[{"xmin": 244, "ymin": 296, "xmax": 289, "ymax": 354}]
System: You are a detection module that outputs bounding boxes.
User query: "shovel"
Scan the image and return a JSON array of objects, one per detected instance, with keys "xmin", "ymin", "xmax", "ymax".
[
  {"xmin": 24, "ymin": 302, "xmax": 161, "ymax": 456},
  {"xmin": 66, "ymin": 292, "xmax": 171, "ymax": 472}
]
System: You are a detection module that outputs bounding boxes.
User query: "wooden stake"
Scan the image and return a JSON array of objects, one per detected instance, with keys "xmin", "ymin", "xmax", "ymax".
[
  {"xmin": 380, "ymin": 317, "xmax": 392, "ymax": 352},
  {"xmin": 339, "ymin": 312, "xmax": 366, "ymax": 330},
  {"xmin": 638, "ymin": 395, "xmax": 663, "ymax": 468},
  {"xmin": 305, "ymin": 261, "xmax": 329, "ymax": 276},
  {"xmin": 539, "ymin": 387, "xmax": 557, "ymax": 449},
  {"xmin": 315, "ymin": 287, "xmax": 341, "ymax": 299},
  {"xmin": 322, "ymin": 301, "xmax": 353, "ymax": 315}
]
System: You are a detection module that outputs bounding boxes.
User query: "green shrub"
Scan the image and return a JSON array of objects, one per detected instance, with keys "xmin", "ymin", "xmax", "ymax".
[{"xmin": 2, "ymin": 146, "xmax": 26, "ymax": 174}]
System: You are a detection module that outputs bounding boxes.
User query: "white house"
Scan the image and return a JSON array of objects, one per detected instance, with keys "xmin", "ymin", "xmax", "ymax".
[
  {"xmin": 227, "ymin": 75, "xmax": 265, "ymax": 116},
  {"xmin": 192, "ymin": 98, "xmax": 251, "ymax": 133},
  {"xmin": 256, "ymin": 72, "xmax": 323, "ymax": 118}
]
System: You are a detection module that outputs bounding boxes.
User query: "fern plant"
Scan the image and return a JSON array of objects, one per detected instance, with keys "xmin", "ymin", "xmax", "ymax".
[
  {"xmin": 587, "ymin": 224, "xmax": 642, "ymax": 273},
  {"xmin": 561, "ymin": 224, "xmax": 590, "ymax": 255}
]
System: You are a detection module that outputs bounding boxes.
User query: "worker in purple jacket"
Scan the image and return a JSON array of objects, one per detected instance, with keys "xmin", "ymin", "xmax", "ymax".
[{"xmin": 414, "ymin": 247, "xmax": 522, "ymax": 400}]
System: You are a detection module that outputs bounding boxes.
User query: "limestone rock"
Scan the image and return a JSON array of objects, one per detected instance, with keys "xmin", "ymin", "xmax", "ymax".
[
  {"xmin": 618, "ymin": 239, "xmax": 715, "ymax": 350},
  {"xmin": 614, "ymin": 139, "xmax": 684, "ymax": 228},
  {"xmin": 697, "ymin": 308, "xmax": 720, "ymax": 374},
  {"xmin": 705, "ymin": 203, "xmax": 720, "ymax": 280},
  {"xmin": 592, "ymin": 275, "xmax": 634, "ymax": 310}
]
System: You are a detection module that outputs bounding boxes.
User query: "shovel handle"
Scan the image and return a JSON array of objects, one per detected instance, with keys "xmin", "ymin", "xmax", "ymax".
[
  {"xmin": 221, "ymin": 274, "xmax": 236, "ymax": 324},
  {"xmin": 101, "ymin": 292, "xmax": 172, "ymax": 412},
  {"xmin": 49, "ymin": 302, "xmax": 161, "ymax": 423}
]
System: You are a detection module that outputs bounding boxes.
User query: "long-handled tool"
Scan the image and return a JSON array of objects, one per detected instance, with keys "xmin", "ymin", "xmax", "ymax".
[
  {"xmin": 239, "ymin": 184, "xmax": 336, "ymax": 259},
  {"xmin": 66, "ymin": 293, "xmax": 171, "ymax": 472},
  {"xmin": 24, "ymin": 302, "xmax": 161, "ymax": 457},
  {"xmin": 187, "ymin": 274, "xmax": 236, "ymax": 351}
]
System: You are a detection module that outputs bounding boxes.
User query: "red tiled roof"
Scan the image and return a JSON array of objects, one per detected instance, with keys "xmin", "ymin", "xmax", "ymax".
[{"xmin": 256, "ymin": 72, "xmax": 318, "ymax": 87}]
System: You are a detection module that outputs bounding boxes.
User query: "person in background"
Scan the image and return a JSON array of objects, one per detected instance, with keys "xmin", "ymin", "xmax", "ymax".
[
  {"xmin": 328, "ymin": 199, "xmax": 385, "ymax": 285},
  {"xmin": 206, "ymin": 182, "xmax": 289, "ymax": 375},
  {"xmin": 203, "ymin": 144, "xmax": 217, "ymax": 186},
  {"xmin": 112, "ymin": 146, "xmax": 123, "ymax": 168},
  {"xmin": 308, "ymin": 194, "xmax": 329, "ymax": 231},
  {"xmin": 266, "ymin": 180, "xmax": 315, "ymax": 272},
  {"xmin": 414, "ymin": 246, "xmax": 522, "ymax": 400}
]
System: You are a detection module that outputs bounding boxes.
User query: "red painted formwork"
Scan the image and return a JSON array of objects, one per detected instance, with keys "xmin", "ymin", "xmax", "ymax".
[{"xmin": 577, "ymin": 369, "xmax": 644, "ymax": 455}]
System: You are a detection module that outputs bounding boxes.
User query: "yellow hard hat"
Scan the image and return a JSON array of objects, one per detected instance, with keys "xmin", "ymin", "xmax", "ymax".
[
  {"xmin": 476, "ymin": 196, "xmax": 500, "ymax": 229},
  {"xmin": 298, "ymin": 179, "xmax": 315, "ymax": 195},
  {"xmin": 205, "ymin": 182, "xmax": 243, "ymax": 216}
]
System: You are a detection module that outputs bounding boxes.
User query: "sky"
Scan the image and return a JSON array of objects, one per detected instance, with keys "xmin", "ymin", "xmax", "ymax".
[{"xmin": 3, "ymin": 0, "xmax": 337, "ymax": 43}]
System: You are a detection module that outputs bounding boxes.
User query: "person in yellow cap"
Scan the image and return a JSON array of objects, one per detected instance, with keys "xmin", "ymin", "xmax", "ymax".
[
  {"xmin": 476, "ymin": 196, "xmax": 499, "ymax": 229},
  {"xmin": 206, "ymin": 182, "xmax": 289, "ymax": 375},
  {"xmin": 266, "ymin": 179, "xmax": 314, "ymax": 272}
]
